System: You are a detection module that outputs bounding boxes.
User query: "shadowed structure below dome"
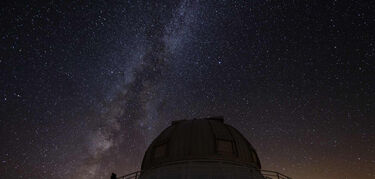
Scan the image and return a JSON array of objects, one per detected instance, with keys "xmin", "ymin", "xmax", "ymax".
[{"xmin": 115, "ymin": 117, "xmax": 291, "ymax": 179}]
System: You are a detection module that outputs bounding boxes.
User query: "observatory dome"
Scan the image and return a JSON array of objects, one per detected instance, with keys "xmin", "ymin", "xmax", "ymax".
[
  {"xmin": 141, "ymin": 117, "xmax": 261, "ymax": 170},
  {"xmin": 137, "ymin": 117, "xmax": 264, "ymax": 179}
]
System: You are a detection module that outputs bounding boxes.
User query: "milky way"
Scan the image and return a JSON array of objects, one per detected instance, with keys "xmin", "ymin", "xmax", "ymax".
[
  {"xmin": 77, "ymin": 1, "xmax": 204, "ymax": 178},
  {"xmin": 1, "ymin": 0, "xmax": 374, "ymax": 179}
]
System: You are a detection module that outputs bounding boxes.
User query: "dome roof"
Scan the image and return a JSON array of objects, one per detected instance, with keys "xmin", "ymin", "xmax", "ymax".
[{"xmin": 141, "ymin": 117, "xmax": 261, "ymax": 171}]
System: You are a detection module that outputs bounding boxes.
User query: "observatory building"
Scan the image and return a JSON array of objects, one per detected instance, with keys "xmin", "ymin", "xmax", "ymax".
[{"xmin": 113, "ymin": 117, "xmax": 291, "ymax": 179}]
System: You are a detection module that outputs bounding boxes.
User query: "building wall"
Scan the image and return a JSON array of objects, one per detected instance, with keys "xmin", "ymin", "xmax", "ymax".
[{"xmin": 139, "ymin": 161, "xmax": 264, "ymax": 179}]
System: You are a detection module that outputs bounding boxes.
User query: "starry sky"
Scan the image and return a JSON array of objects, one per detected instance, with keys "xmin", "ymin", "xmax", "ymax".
[{"xmin": 1, "ymin": 0, "xmax": 374, "ymax": 179}]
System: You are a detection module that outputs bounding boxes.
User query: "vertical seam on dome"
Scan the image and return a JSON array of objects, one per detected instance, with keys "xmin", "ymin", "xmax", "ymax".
[
  {"xmin": 188, "ymin": 119, "xmax": 194, "ymax": 156},
  {"xmin": 167, "ymin": 123, "xmax": 179, "ymax": 160},
  {"xmin": 228, "ymin": 125, "xmax": 261, "ymax": 169},
  {"xmin": 207, "ymin": 119, "xmax": 217, "ymax": 154},
  {"xmin": 224, "ymin": 124, "xmax": 238, "ymax": 157}
]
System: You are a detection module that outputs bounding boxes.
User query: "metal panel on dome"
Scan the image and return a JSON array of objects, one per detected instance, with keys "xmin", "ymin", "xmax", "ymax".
[
  {"xmin": 155, "ymin": 125, "xmax": 173, "ymax": 142},
  {"xmin": 168, "ymin": 119, "xmax": 192, "ymax": 159},
  {"xmin": 208, "ymin": 119, "xmax": 233, "ymax": 140},
  {"xmin": 227, "ymin": 126, "xmax": 254, "ymax": 164},
  {"xmin": 190, "ymin": 119, "xmax": 215, "ymax": 156}
]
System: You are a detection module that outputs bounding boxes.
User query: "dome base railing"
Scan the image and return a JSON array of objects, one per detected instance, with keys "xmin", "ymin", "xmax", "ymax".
[
  {"xmin": 116, "ymin": 171, "xmax": 141, "ymax": 179},
  {"xmin": 115, "ymin": 169, "xmax": 291, "ymax": 179},
  {"xmin": 115, "ymin": 159, "xmax": 291, "ymax": 179},
  {"xmin": 260, "ymin": 170, "xmax": 291, "ymax": 179}
]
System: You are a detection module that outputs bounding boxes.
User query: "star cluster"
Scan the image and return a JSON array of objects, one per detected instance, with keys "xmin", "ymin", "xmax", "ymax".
[{"xmin": 1, "ymin": 0, "xmax": 374, "ymax": 179}]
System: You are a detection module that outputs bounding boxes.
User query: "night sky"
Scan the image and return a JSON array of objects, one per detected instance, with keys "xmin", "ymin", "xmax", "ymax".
[{"xmin": 1, "ymin": 0, "xmax": 374, "ymax": 179}]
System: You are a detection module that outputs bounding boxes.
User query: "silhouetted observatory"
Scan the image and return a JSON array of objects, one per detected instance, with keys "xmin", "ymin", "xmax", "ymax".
[{"xmin": 114, "ymin": 117, "xmax": 292, "ymax": 179}]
